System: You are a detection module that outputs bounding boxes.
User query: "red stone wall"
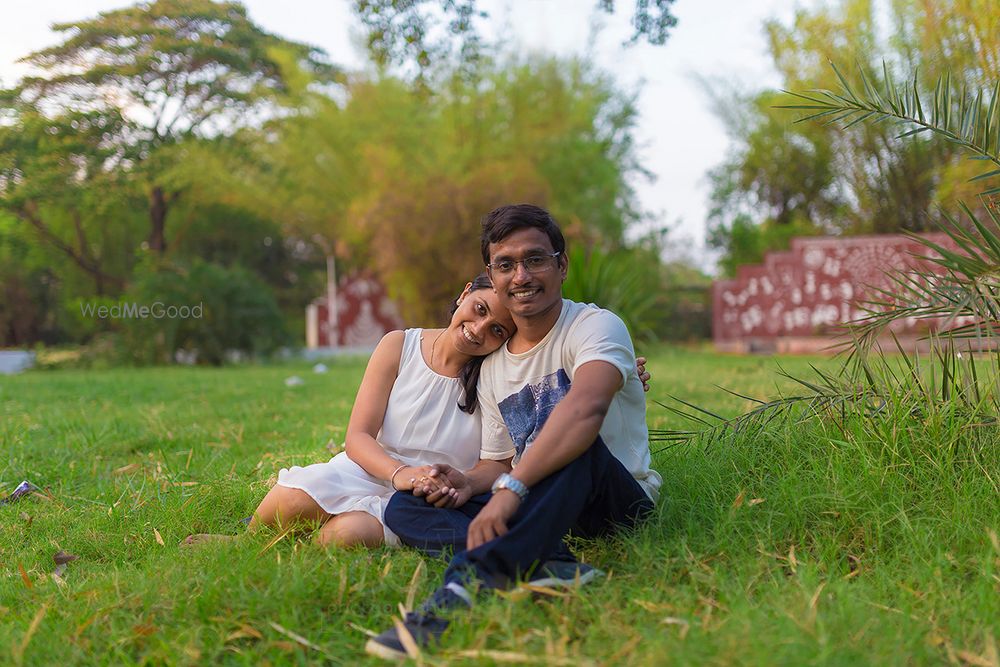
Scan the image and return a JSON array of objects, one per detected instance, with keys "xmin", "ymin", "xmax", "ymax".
[
  {"xmin": 712, "ymin": 234, "xmax": 958, "ymax": 353},
  {"xmin": 310, "ymin": 274, "xmax": 404, "ymax": 348}
]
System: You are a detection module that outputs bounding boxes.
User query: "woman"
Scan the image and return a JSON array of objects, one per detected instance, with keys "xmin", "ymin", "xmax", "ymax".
[{"xmin": 184, "ymin": 273, "xmax": 648, "ymax": 548}]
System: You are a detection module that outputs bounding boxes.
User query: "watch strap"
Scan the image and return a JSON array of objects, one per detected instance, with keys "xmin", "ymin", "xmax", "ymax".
[{"xmin": 492, "ymin": 473, "xmax": 528, "ymax": 500}]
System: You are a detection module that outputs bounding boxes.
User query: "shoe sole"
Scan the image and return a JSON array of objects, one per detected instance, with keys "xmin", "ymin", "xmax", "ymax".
[
  {"xmin": 527, "ymin": 567, "xmax": 604, "ymax": 588},
  {"xmin": 364, "ymin": 638, "xmax": 408, "ymax": 661}
]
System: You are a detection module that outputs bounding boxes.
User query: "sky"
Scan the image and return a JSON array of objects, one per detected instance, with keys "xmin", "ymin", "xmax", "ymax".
[{"xmin": 0, "ymin": 0, "xmax": 818, "ymax": 273}]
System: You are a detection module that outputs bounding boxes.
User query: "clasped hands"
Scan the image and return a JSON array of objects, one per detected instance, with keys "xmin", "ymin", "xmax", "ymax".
[
  {"xmin": 407, "ymin": 463, "xmax": 473, "ymax": 509},
  {"xmin": 408, "ymin": 463, "xmax": 521, "ymax": 550}
]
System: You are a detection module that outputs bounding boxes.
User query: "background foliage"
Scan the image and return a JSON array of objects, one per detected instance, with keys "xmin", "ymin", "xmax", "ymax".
[
  {"xmin": 705, "ymin": 0, "xmax": 999, "ymax": 275},
  {"xmin": 121, "ymin": 259, "xmax": 290, "ymax": 366},
  {"xmin": 0, "ymin": 0, "xmax": 701, "ymax": 357}
]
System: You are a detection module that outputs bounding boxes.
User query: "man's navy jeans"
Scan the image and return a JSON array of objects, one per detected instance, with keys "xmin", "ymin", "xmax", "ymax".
[{"xmin": 384, "ymin": 437, "xmax": 654, "ymax": 589}]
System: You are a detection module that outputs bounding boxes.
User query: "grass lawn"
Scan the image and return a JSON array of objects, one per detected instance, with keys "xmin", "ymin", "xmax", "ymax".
[{"xmin": 1, "ymin": 347, "xmax": 997, "ymax": 665}]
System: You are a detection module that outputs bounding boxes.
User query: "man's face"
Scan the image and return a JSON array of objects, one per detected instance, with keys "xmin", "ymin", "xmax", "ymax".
[{"xmin": 487, "ymin": 227, "xmax": 567, "ymax": 321}]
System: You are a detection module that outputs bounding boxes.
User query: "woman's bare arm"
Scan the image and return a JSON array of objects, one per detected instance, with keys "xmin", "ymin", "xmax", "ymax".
[{"xmin": 344, "ymin": 331, "xmax": 436, "ymax": 491}]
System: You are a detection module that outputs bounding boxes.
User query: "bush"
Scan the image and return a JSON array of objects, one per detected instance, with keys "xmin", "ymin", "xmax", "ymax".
[
  {"xmin": 561, "ymin": 244, "xmax": 712, "ymax": 342},
  {"xmin": 0, "ymin": 266, "xmax": 60, "ymax": 347},
  {"xmin": 0, "ymin": 214, "xmax": 64, "ymax": 346},
  {"xmin": 121, "ymin": 259, "xmax": 290, "ymax": 365},
  {"xmin": 561, "ymin": 245, "xmax": 661, "ymax": 341}
]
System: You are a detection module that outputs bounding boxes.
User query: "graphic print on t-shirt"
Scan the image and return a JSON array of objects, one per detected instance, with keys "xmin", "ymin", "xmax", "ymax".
[{"xmin": 497, "ymin": 369, "xmax": 571, "ymax": 462}]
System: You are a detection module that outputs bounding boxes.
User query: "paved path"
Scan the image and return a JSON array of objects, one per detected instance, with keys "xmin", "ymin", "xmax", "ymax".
[{"xmin": 0, "ymin": 351, "xmax": 35, "ymax": 374}]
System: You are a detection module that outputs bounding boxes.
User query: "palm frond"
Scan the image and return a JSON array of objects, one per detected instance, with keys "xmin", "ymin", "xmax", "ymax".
[
  {"xmin": 660, "ymin": 63, "xmax": 1000, "ymax": 452},
  {"xmin": 777, "ymin": 63, "xmax": 1000, "ymax": 186},
  {"xmin": 651, "ymin": 342, "xmax": 1000, "ymax": 452}
]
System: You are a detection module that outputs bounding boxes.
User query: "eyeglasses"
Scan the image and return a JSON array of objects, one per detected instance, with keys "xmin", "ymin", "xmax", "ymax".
[{"xmin": 487, "ymin": 252, "xmax": 561, "ymax": 276}]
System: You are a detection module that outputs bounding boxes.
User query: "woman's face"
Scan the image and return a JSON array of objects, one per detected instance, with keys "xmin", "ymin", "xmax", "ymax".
[{"xmin": 447, "ymin": 286, "xmax": 516, "ymax": 357}]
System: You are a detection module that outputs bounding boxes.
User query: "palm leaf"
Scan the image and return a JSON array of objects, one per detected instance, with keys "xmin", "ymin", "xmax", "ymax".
[{"xmin": 776, "ymin": 62, "xmax": 1000, "ymax": 185}]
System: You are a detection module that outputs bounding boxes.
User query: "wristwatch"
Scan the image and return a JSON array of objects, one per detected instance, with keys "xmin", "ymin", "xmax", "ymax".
[{"xmin": 491, "ymin": 473, "xmax": 529, "ymax": 500}]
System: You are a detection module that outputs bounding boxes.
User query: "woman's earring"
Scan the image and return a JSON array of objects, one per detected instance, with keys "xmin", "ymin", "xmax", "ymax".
[{"xmin": 456, "ymin": 299, "xmax": 462, "ymax": 306}]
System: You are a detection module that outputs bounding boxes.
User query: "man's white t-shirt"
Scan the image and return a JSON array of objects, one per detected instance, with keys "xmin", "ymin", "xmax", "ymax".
[{"xmin": 478, "ymin": 299, "xmax": 662, "ymax": 501}]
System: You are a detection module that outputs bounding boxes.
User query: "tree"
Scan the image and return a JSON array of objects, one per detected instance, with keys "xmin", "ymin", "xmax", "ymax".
[
  {"xmin": 0, "ymin": 107, "xmax": 142, "ymax": 294},
  {"xmin": 706, "ymin": 0, "xmax": 998, "ymax": 274},
  {"xmin": 705, "ymin": 89, "xmax": 840, "ymax": 273},
  {"xmin": 0, "ymin": 213, "xmax": 60, "ymax": 346},
  {"xmin": 763, "ymin": 0, "xmax": 972, "ymax": 229},
  {"xmin": 351, "ymin": 0, "xmax": 677, "ymax": 78},
  {"xmin": 1, "ymin": 0, "xmax": 338, "ymax": 256},
  {"xmin": 210, "ymin": 54, "xmax": 650, "ymax": 324},
  {"xmin": 348, "ymin": 57, "xmax": 649, "ymax": 323}
]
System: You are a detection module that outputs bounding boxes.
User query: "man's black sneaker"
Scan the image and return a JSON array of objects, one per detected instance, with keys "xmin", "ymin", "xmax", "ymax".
[
  {"xmin": 526, "ymin": 560, "xmax": 604, "ymax": 588},
  {"xmin": 416, "ymin": 581, "xmax": 473, "ymax": 614},
  {"xmin": 364, "ymin": 611, "xmax": 449, "ymax": 660},
  {"xmin": 365, "ymin": 582, "xmax": 471, "ymax": 659}
]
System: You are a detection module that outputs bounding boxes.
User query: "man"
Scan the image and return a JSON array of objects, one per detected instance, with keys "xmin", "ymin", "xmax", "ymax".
[{"xmin": 365, "ymin": 203, "xmax": 662, "ymax": 659}]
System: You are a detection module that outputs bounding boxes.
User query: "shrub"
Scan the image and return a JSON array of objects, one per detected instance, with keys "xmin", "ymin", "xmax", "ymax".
[
  {"xmin": 121, "ymin": 259, "xmax": 290, "ymax": 365},
  {"xmin": 561, "ymin": 245, "xmax": 661, "ymax": 341}
]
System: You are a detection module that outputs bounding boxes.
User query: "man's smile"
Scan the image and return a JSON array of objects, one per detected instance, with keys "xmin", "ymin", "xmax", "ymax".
[{"xmin": 510, "ymin": 287, "xmax": 541, "ymax": 300}]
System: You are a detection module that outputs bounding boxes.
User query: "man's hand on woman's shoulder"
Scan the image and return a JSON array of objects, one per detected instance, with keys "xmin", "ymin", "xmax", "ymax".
[{"xmin": 636, "ymin": 356, "xmax": 651, "ymax": 392}]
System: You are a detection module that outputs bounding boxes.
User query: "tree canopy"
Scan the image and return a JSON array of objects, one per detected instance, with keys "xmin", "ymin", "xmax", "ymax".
[
  {"xmin": 706, "ymin": 0, "xmax": 998, "ymax": 275},
  {"xmin": 213, "ymin": 55, "xmax": 650, "ymax": 324},
  {"xmin": 1, "ymin": 0, "xmax": 338, "ymax": 256},
  {"xmin": 0, "ymin": 0, "xmax": 679, "ymax": 350},
  {"xmin": 351, "ymin": 0, "xmax": 677, "ymax": 78}
]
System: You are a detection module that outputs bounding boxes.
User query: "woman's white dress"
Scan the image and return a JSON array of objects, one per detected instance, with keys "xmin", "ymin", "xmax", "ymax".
[{"xmin": 276, "ymin": 328, "xmax": 482, "ymax": 545}]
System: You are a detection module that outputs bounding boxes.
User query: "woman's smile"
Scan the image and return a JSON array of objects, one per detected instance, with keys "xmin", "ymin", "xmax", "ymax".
[{"xmin": 460, "ymin": 324, "xmax": 480, "ymax": 345}]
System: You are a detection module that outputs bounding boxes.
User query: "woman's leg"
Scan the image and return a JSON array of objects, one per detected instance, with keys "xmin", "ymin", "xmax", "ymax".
[
  {"xmin": 315, "ymin": 511, "xmax": 385, "ymax": 548},
  {"xmin": 249, "ymin": 484, "xmax": 330, "ymax": 530},
  {"xmin": 182, "ymin": 484, "xmax": 329, "ymax": 546}
]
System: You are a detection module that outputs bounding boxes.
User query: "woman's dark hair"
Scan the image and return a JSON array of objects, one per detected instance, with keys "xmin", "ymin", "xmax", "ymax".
[{"xmin": 454, "ymin": 272, "xmax": 494, "ymax": 415}]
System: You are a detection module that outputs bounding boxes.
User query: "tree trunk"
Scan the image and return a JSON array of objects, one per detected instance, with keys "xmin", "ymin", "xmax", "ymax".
[{"xmin": 149, "ymin": 186, "xmax": 168, "ymax": 253}]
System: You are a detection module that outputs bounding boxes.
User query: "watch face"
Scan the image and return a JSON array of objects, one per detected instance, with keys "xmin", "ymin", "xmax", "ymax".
[{"xmin": 492, "ymin": 474, "xmax": 508, "ymax": 493}]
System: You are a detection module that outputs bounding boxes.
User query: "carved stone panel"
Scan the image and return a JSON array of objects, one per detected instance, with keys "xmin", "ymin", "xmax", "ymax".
[
  {"xmin": 307, "ymin": 274, "xmax": 404, "ymax": 348},
  {"xmin": 713, "ymin": 234, "xmax": 959, "ymax": 352}
]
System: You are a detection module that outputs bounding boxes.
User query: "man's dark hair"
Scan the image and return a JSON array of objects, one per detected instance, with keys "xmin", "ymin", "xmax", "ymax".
[{"xmin": 480, "ymin": 204, "xmax": 566, "ymax": 265}]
